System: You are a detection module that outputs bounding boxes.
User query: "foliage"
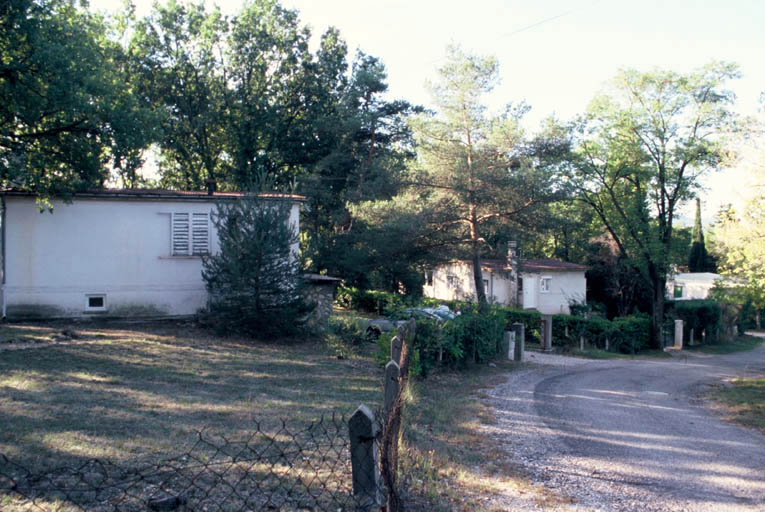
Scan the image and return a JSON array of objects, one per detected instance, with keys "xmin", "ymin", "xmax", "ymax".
[
  {"xmin": 335, "ymin": 286, "xmax": 407, "ymax": 315},
  {"xmin": 711, "ymin": 159, "xmax": 765, "ymax": 328},
  {"xmin": 504, "ymin": 308, "xmax": 542, "ymax": 343},
  {"xmin": 201, "ymin": 193, "xmax": 312, "ymax": 336},
  {"xmin": 670, "ymin": 299, "xmax": 722, "ymax": 343},
  {"xmin": 394, "ymin": 45, "xmax": 566, "ymax": 307},
  {"xmin": 570, "ymin": 62, "xmax": 741, "ymax": 348},
  {"xmin": 610, "ymin": 314, "xmax": 651, "ymax": 354},
  {"xmin": 325, "ymin": 316, "xmax": 367, "ymax": 358},
  {"xmin": 0, "ymin": 0, "xmax": 155, "ymax": 200},
  {"xmin": 688, "ymin": 198, "xmax": 715, "ymax": 272}
]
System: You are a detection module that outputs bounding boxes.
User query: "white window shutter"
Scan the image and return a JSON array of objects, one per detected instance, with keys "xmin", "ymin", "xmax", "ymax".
[
  {"xmin": 172, "ymin": 213, "xmax": 190, "ymax": 255},
  {"xmin": 192, "ymin": 213, "xmax": 210, "ymax": 255}
]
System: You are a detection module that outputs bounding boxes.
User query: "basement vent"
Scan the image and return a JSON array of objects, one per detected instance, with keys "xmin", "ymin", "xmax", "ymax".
[{"xmin": 86, "ymin": 295, "xmax": 106, "ymax": 311}]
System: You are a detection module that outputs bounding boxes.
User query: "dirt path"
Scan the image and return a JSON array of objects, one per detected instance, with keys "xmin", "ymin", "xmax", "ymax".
[{"xmin": 482, "ymin": 347, "xmax": 765, "ymax": 511}]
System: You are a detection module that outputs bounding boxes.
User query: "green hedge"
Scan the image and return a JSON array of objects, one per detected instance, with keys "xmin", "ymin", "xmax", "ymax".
[
  {"xmin": 376, "ymin": 305, "xmax": 507, "ymax": 377},
  {"xmin": 670, "ymin": 299, "xmax": 722, "ymax": 343}
]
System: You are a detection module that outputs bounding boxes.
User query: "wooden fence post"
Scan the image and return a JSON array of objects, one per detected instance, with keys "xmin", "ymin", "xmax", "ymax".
[
  {"xmin": 349, "ymin": 405, "xmax": 381, "ymax": 509},
  {"xmin": 384, "ymin": 361, "xmax": 401, "ymax": 421}
]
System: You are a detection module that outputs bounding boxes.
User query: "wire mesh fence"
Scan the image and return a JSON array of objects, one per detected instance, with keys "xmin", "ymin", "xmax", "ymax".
[{"xmin": 0, "ymin": 414, "xmax": 388, "ymax": 511}]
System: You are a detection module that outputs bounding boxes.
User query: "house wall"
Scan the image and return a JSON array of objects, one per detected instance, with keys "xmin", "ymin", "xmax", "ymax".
[
  {"xmin": 521, "ymin": 271, "xmax": 586, "ymax": 315},
  {"xmin": 2, "ymin": 196, "xmax": 300, "ymax": 319},
  {"xmin": 665, "ymin": 273, "xmax": 721, "ymax": 300},
  {"xmin": 423, "ymin": 262, "xmax": 516, "ymax": 306}
]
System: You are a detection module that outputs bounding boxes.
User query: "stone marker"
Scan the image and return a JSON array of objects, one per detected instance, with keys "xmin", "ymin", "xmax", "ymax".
[
  {"xmin": 541, "ymin": 314, "xmax": 553, "ymax": 352},
  {"xmin": 512, "ymin": 322, "xmax": 525, "ymax": 362},
  {"xmin": 674, "ymin": 319, "xmax": 684, "ymax": 349},
  {"xmin": 349, "ymin": 405, "xmax": 381, "ymax": 507},
  {"xmin": 390, "ymin": 336, "xmax": 402, "ymax": 365},
  {"xmin": 384, "ymin": 361, "xmax": 400, "ymax": 420}
]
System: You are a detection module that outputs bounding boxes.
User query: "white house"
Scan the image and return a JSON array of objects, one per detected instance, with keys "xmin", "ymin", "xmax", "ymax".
[
  {"xmin": 423, "ymin": 257, "xmax": 588, "ymax": 315},
  {"xmin": 0, "ymin": 189, "xmax": 303, "ymax": 319},
  {"xmin": 666, "ymin": 272, "xmax": 723, "ymax": 300}
]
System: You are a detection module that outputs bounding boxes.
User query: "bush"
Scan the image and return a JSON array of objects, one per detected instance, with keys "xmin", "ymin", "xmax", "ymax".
[
  {"xmin": 335, "ymin": 286, "xmax": 405, "ymax": 315},
  {"xmin": 610, "ymin": 314, "xmax": 651, "ymax": 354},
  {"xmin": 325, "ymin": 316, "xmax": 367, "ymax": 358},
  {"xmin": 672, "ymin": 300, "xmax": 722, "ymax": 343}
]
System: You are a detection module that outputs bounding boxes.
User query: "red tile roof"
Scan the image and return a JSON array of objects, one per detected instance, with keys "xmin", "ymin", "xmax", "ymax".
[
  {"xmin": 521, "ymin": 259, "xmax": 589, "ymax": 272},
  {"xmin": 3, "ymin": 188, "xmax": 306, "ymax": 201}
]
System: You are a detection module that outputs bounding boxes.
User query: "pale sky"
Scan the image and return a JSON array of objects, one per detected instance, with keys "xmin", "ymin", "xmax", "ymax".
[{"xmin": 91, "ymin": 0, "xmax": 765, "ymax": 222}]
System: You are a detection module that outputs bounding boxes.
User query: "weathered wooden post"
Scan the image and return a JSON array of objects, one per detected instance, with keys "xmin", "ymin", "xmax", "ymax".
[
  {"xmin": 541, "ymin": 314, "xmax": 553, "ymax": 352},
  {"xmin": 349, "ymin": 405, "xmax": 381, "ymax": 509},
  {"xmin": 512, "ymin": 322, "xmax": 525, "ymax": 362},
  {"xmin": 390, "ymin": 336, "xmax": 402, "ymax": 366},
  {"xmin": 674, "ymin": 319, "xmax": 684, "ymax": 349}
]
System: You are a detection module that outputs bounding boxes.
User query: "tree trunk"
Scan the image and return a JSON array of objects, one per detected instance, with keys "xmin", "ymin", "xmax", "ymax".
[{"xmin": 649, "ymin": 272, "xmax": 666, "ymax": 349}]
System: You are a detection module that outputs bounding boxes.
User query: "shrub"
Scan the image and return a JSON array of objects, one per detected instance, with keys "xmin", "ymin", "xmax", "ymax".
[
  {"xmin": 335, "ymin": 286, "xmax": 405, "ymax": 314},
  {"xmin": 503, "ymin": 308, "xmax": 541, "ymax": 343},
  {"xmin": 610, "ymin": 314, "xmax": 651, "ymax": 354},
  {"xmin": 325, "ymin": 316, "xmax": 367, "ymax": 358},
  {"xmin": 672, "ymin": 299, "xmax": 722, "ymax": 343}
]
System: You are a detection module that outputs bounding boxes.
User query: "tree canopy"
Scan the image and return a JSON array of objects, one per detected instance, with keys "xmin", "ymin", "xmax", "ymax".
[{"xmin": 570, "ymin": 62, "xmax": 740, "ymax": 346}]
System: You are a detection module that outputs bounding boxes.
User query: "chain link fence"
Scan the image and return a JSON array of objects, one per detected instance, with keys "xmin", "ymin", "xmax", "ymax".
[{"xmin": 0, "ymin": 414, "xmax": 388, "ymax": 511}]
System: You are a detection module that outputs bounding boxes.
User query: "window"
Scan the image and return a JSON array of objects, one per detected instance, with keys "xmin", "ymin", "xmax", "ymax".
[
  {"xmin": 447, "ymin": 275, "xmax": 457, "ymax": 287},
  {"xmin": 172, "ymin": 212, "xmax": 210, "ymax": 256},
  {"xmin": 483, "ymin": 279, "xmax": 489, "ymax": 294},
  {"xmin": 674, "ymin": 285, "xmax": 684, "ymax": 298},
  {"xmin": 425, "ymin": 270, "xmax": 434, "ymax": 286},
  {"xmin": 86, "ymin": 294, "xmax": 106, "ymax": 311},
  {"xmin": 540, "ymin": 277, "xmax": 552, "ymax": 293}
]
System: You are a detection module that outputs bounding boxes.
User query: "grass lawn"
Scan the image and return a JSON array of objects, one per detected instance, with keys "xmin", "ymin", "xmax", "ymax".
[
  {"xmin": 568, "ymin": 347, "xmax": 671, "ymax": 359},
  {"xmin": 0, "ymin": 317, "xmax": 549, "ymax": 510},
  {"xmin": 686, "ymin": 334, "xmax": 764, "ymax": 354},
  {"xmin": 0, "ymin": 320, "xmax": 382, "ymax": 471},
  {"xmin": 708, "ymin": 377, "xmax": 765, "ymax": 433}
]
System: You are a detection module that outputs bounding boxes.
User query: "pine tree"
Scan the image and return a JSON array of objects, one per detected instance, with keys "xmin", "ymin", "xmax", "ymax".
[{"xmin": 202, "ymin": 193, "xmax": 312, "ymax": 336}]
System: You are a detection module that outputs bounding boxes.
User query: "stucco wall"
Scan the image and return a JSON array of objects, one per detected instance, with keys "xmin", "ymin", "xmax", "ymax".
[
  {"xmin": 2, "ymin": 196, "xmax": 300, "ymax": 319},
  {"xmin": 423, "ymin": 261, "xmax": 585, "ymax": 314},
  {"xmin": 522, "ymin": 271, "xmax": 586, "ymax": 315},
  {"xmin": 423, "ymin": 262, "xmax": 517, "ymax": 306}
]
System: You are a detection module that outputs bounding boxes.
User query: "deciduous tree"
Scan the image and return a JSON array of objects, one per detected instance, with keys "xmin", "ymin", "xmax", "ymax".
[{"xmin": 571, "ymin": 62, "xmax": 740, "ymax": 347}]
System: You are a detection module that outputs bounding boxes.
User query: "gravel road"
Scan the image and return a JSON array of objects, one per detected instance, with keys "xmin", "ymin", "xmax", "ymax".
[{"xmin": 481, "ymin": 340, "xmax": 765, "ymax": 511}]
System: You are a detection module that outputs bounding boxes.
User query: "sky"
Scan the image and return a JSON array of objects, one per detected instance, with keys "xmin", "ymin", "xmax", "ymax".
[{"xmin": 90, "ymin": 0, "xmax": 765, "ymax": 223}]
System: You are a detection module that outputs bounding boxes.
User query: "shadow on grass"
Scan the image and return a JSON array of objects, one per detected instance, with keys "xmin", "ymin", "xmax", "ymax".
[{"xmin": 0, "ymin": 321, "xmax": 382, "ymax": 474}]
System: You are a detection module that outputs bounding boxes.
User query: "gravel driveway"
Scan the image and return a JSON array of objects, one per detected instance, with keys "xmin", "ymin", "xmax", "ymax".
[{"xmin": 481, "ymin": 341, "xmax": 765, "ymax": 511}]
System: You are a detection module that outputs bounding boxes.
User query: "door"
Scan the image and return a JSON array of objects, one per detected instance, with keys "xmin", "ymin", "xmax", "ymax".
[{"xmin": 522, "ymin": 275, "xmax": 537, "ymax": 309}]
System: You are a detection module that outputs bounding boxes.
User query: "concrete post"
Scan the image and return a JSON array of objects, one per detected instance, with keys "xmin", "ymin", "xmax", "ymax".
[
  {"xmin": 541, "ymin": 314, "xmax": 553, "ymax": 352},
  {"xmin": 512, "ymin": 322, "xmax": 525, "ymax": 362},
  {"xmin": 503, "ymin": 330, "xmax": 515, "ymax": 360},
  {"xmin": 579, "ymin": 335, "xmax": 585, "ymax": 351},
  {"xmin": 349, "ymin": 405, "xmax": 381, "ymax": 508},
  {"xmin": 689, "ymin": 328, "xmax": 695, "ymax": 346},
  {"xmin": 384, "ymin": 361, "xmax": 400, "ymax": 420},
  {"xmin": 674, "ymin": 319, "xmax": 684, "ymax": 349},
  {"xmin": 390, "ymin": 336, "xmax": 402, "ymax": 366}
]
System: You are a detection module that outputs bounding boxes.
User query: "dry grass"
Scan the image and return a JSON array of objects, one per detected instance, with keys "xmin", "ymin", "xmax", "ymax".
[
  {"xmin": 399, "ymin": 362, "xmax": 563, "ymax": 511},
  {"xmin": 0, "ymin": 320, "xmax": 382, "ymax": 473}
]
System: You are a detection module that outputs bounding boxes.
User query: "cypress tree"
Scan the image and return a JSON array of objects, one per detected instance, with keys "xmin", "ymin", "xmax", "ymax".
[{"xmin": 688, "ymin": 198, "xmax": 715, "ymax": 272}]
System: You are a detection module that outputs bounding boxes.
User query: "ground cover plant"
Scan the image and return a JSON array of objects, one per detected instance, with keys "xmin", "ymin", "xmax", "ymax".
[
  {"xmin": 708, "ymin": 376, "xmax": 765, "ymax": 433},
  {"xmin": 687, "ymin": 334, "xmax": 764, "ymax": 354}
]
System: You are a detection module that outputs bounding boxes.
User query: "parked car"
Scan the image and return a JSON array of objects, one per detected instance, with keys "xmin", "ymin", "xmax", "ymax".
[{"xmin": 364, "ymin": 305, "xmax": 456, "ymax": 339}]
